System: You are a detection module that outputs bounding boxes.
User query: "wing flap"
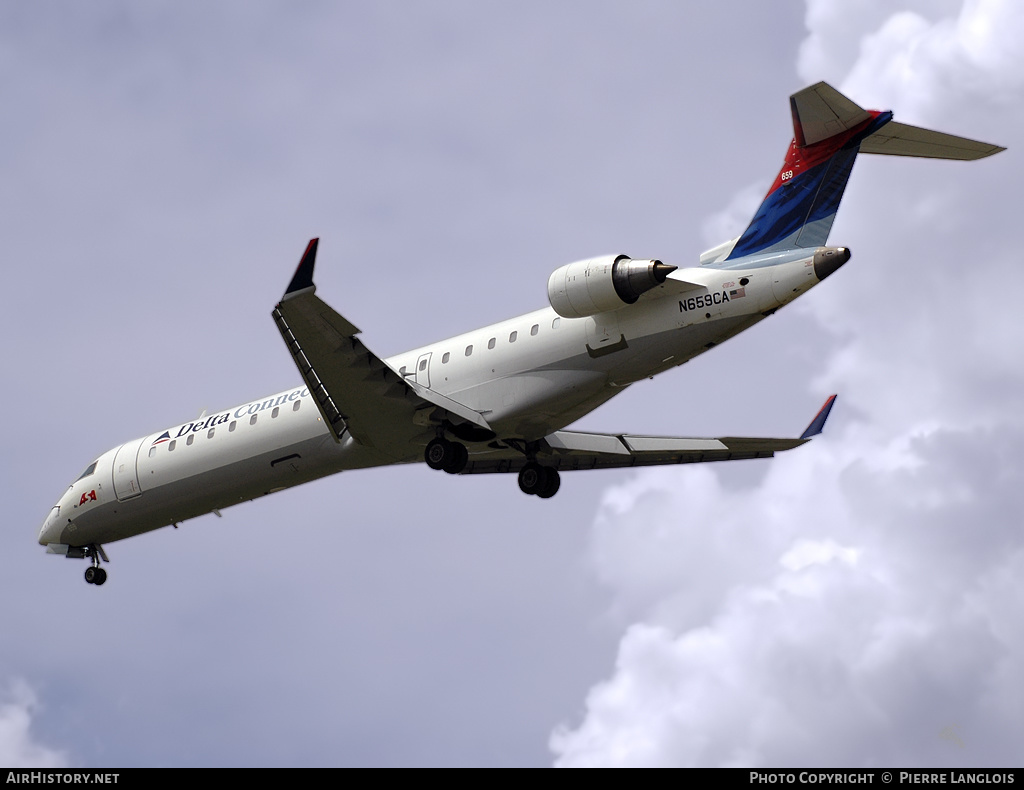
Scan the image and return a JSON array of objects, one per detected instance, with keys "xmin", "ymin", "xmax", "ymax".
[
  {"xmin": 461, "ymin": 432, "xmax": 808, "ymax": 475},
  {"xmin": 624, "ymin": 436, "xmax": 729, "ymax": 453},
  {"xmin": 545, "ymin": 430, "xmax": 631, "ymax": 455},
  {"xmin": 460, "ymin": 396, "xmax": 836, "ymax": 475}
]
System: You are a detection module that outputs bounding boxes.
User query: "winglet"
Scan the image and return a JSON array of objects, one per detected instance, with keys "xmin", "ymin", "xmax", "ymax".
[
  {"xmin": 800, "ymin": 394, "xmax": 837, "ymax": 440},
  {"xmin": 283, "ymin": 238, "xmax": 319, "ymax": 300}
]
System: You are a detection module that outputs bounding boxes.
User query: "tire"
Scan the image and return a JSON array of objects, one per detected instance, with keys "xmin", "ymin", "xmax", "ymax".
[
  {"xmin": 537, "ymin": 467, "xmax": 561, "ymax": 499},
  {"xmin": 93, "ymin": 568, "xmax": 107, "ymax": 586},
  {"xmin": 518, "ymin": 462, "xmax": 544, "ymax": 495},
  {"xmin": 443, "ymin": 442, "xmax": 469, "ymax": 474},
  {"xmin": 84, "ymin": 567, "xmax": 97, "ymax": 584},
  {"xmin": 425, "ymin": 438, "xmax": 452, "ymax": 470}
]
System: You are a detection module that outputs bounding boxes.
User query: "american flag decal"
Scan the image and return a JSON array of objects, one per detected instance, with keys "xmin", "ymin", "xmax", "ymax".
[{"xmin": 729, "ymin": 287, "xmax": 746, "ymax": 299}]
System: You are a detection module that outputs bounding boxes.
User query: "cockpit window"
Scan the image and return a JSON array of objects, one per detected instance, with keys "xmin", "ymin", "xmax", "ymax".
[{"xmin": 76, "ymin": 462, "xmax": 98, "ymax": 481}]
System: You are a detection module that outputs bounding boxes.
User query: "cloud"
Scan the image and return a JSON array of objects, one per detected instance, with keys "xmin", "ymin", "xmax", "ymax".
[
  {"xmin": 552, "ymin": 0, "xmax": 1024, "ymax": 767},
  {"xmin": 838, "ymin": 0, "xmax": 1024, "ymax": 113},
  {"xmin": 554, "ymin": 425, "xmax": 1024, "ymax": 767},
  {"xmin": 0, "ymin": 680, "xmax": 67, "ymax": 768},
  {"xmin": 700, "ymin": 181, "xmax": 767, "ymax": 250},
  {"xmin": 797, "ymin": 0, "xmax": 963, "ymax": 88}
]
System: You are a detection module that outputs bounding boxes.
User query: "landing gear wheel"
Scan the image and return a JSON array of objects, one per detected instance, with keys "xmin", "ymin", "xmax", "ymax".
[
  {"xmin": 426, "ymin": 438, "xmax": 468, "ymax": 474},
  {"xmin": 443, "ymin": 442, "xmax": 469, "ymax": 475},
  {"xmin": 81, "ymin": 544, "xmax": 108, "ymax": 586},
  {"xmin": 425, "ymin": 438, "xmax": 453, "ymax": 470},
  {"xmin": 537, "ymin": 467, "xmax": 561, "ymax": 499},
  {"xmin": 518, "ymin": 462, "xmax": 545, "ymax": 496}
]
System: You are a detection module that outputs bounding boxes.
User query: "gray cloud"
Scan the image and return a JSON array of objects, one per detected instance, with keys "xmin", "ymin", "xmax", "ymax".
[{"xmin": 0, "ymin": 681, "xmax": 67, "ymax": 768}]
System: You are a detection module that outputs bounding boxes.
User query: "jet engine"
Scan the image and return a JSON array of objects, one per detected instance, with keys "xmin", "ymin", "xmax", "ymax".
[{"xmin": 546, "ymin": 254, "xmax": 677, "ymax": 318}]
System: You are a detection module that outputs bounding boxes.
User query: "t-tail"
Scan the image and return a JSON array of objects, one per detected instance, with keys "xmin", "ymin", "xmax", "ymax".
[{"xmin": 702, "ymin": 82, "xmax": 1005, "ymax": 264}]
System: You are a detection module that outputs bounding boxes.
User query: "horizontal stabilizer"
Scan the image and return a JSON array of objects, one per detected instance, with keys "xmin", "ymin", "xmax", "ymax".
[
  {"xmin": 791, "ymin": 82, "xmax": 872, "ymax": 147},
  {"xmin": 859, "ymin": 121, "xmax": 1005, "ymax": 160}
]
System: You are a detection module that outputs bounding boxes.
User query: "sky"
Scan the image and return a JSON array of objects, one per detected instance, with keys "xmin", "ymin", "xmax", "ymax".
[{"xmin": 2, "ymin": 0, "xmax": 1020, "ymax": 768}]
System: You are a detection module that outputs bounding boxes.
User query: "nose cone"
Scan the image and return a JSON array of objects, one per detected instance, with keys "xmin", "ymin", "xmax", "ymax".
[
  {"xmin": 813, "ymin": 246, "xmax": 851, "ymax": 281},
  {"xmin": 38, "ymin": 506, "xmax": 62, "ymax": 545}
]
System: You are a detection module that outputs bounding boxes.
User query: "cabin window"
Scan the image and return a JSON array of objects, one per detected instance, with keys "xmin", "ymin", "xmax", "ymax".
[
  {"xmin": 148, "ymin": 447, "xmax": 156, "ymax": 459},
  {"xmin": 169, "ymin": 440, "xmax": 176, "ymax": 451},
  {"xmin": 465, "ymin": 345, "xmax": 473, "ymax": 356},
  {"xmin": 418, "ymin": 358, "xmax": 427, "ymax": 372},
  {"xmin": 442, "ymin": 352, "xmax": 450, "ymax": 364},
  {"xmin": 250, "ymin": 415, "xmax": 258, "ymax": 426},
  {"xmin": 292, "ymin": 400, "xmax": 301, "ymax": 412},
  {"xmin": 229, "ymin": 421, "xmax": 237, "ymax": 432},
  {"xmin": 488, "ymin": 337, "xmax": 496, "ymax": 350},
  {"xmin": 272, "ymin": 407, "xmax": 280, "ymax": 418},
  {"xmin": 552, "ymin": 317, "xmax": 560, "ymax": 329},
  {"xmin": 509, "ymin": 331, "xmax": 517, "ymax": 343},
  {"xmin": 186, "ymin": 434, "xmax": 194, "ymax": 446},
  {"xmin": 531, "ymin": 324, "xmax": 539, "ymax": 336},
  {"xmin": 208, "ymin": 428, "xmax": 215, "ymax": 439}
]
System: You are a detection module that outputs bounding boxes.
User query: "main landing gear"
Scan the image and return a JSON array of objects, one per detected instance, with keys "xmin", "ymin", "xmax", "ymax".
[
  {"xmin": 424, "ymin": 437, "xmax": 469, "ymax": 474},
  {"xmin": 518, "ymin": 462, "xmax": 560, "ymax": 499},
  {"xmin": 423, "ymin": 435, "xmax": 561, "ymax": 497}
]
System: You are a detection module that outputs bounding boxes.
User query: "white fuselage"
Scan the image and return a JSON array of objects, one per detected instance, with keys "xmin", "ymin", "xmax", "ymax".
[{"xmin": 38, "ymin": 251, "xmax": 823, "ymax": 549}]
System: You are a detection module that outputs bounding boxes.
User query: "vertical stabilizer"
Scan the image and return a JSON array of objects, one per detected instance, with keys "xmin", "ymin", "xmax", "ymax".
[
  {"xmin": 725, "ymin": 83, "xmax": 889, "ymax": 260},
  {"xmin": 722, "ymin": 83, "xmax": 1003, "ymax": 262}
]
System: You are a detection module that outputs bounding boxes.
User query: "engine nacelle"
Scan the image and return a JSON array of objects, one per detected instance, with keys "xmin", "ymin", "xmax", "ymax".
[{"xmin": 547, "ymin": 254, "xmax": 677, "ymax": 318}]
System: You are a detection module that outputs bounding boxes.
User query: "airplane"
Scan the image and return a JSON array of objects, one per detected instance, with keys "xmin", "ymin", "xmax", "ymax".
[{"xmin": 37, "ymin": 82, "xmax": 1003, "ymax": 585}]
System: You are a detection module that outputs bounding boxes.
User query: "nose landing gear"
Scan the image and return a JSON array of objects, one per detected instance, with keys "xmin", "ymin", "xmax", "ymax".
[{"xmin": 72, "ymin": 543, "xmax": 109, "ymax": 586}]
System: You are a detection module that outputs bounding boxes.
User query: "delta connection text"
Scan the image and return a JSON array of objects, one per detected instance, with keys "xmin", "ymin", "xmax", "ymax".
[{"xmin": 168, "ymin": 388, "xmax": 309, "ymax": 437}]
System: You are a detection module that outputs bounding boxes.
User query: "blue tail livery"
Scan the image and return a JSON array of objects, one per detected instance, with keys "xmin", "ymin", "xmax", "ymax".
[{"xmin": 717, "ymin": 83, "xmax": 1004, "ymax": 262}]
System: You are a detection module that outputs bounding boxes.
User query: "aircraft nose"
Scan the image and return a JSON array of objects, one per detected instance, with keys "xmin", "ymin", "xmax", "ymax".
[
  {"xmin": 38, "ymin": 506, "xmax": 62, "ymax": 545},
  {"xmin": 813, "ymin": 246, "xmax": 851, "ymax": 281}
]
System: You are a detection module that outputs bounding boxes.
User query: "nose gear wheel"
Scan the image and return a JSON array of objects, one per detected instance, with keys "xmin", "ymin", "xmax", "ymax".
[{"xmin": 80, "ymin": 544, "xmax": 109, "ymax": 585}]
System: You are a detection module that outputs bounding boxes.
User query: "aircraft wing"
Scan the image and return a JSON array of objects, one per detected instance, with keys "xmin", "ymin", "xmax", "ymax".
[
  {"xmin": 460, "ymin": 395, "xmax": 836, "ymax": 474},
  {"xmin": 271, "ymin": 239, "xmax": 493, "ymax": 458}
]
